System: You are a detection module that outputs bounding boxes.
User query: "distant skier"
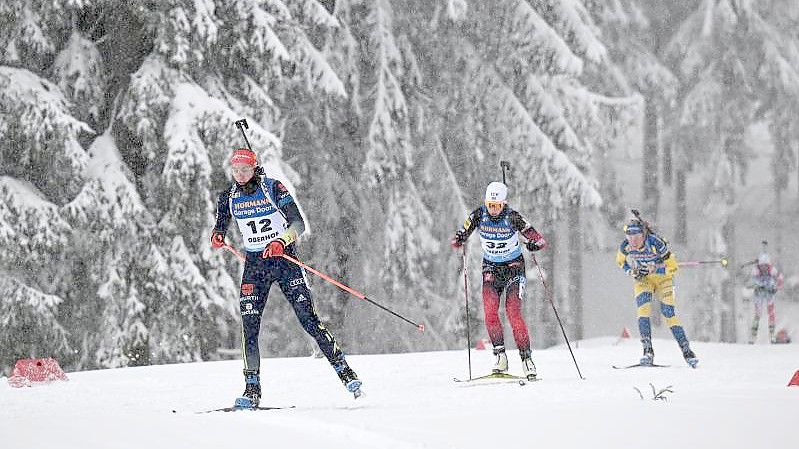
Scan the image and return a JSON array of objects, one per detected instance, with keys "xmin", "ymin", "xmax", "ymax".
[
  {"xmin": 616, "ymin": 218, "xmax": 698, "ymax": 368},
  {"xmin": 746, "ymin": 252, "xmax": 784, "ymax": 344},
  {"xmin": 451, "ymin": 182, "xmax": 547, "ymax": 380},
  {"xmin": 211, "ymin": 148, "xmax": 361, "ymax": 407}
]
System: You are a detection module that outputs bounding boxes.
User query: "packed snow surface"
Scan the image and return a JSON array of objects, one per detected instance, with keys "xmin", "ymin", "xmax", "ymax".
[{"xmin": 2, "ymin": 338, "xmax": 797, "ymax": 449}]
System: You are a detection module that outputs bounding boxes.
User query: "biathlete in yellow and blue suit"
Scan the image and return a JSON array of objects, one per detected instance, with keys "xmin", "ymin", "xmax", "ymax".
[{"xmin": 616, "ymin": 219, "xmax": 699, "ymax": 368}]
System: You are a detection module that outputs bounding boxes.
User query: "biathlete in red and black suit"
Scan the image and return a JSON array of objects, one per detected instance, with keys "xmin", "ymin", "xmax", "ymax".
[{"xmin": 451, "ymin": 181, "xmax": 547, "ymax": 379}]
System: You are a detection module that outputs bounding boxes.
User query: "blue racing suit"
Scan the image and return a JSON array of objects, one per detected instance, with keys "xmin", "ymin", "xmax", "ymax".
[{"xmin": 214, "ymin": 175, "xmax": 343, "ymax": 373}]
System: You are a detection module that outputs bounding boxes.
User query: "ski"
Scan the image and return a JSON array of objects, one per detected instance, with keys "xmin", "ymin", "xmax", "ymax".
[
  {"xmin": 453, "ymin": 372, "xmax": 540, "ymax": 385},
  {"xmin": 197, "ymin": 405, "xmax": 296, "ymax": 414},
  {"xmin": 612, "ymin": 363, "xmax": 670, "ymax": 369}
]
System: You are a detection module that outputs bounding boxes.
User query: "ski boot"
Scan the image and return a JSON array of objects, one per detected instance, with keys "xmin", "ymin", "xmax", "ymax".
[
  {"xmin": 519, "ymin": 350, "xmax": 537, "ymax": 381},
  {"xmin": 234, "ymin": 370, "xmax": 261, "ymax": 409},
  {"xmin": 682, "ymin": 347, "xmax": 699, "ymax": 369},
  {"xmin": 640, "ymin": 339, "xmax": 654, "ymax": 366},
  {"xmin": 333, "ymin": 359, "xmax": 363, "ymax": 399},
  {"xmin": 492, "ymin": 346, "xmax": 508, "ymax": 373}
]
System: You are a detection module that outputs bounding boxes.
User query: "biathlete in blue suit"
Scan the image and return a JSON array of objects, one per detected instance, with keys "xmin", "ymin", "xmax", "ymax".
[{"xmin": 211, "ymin": 148, "xmax": 361, "ymax": 407}]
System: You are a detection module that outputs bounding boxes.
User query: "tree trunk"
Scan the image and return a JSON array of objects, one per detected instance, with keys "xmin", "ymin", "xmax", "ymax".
[
  {"xmin": 775, "ymin": 182, "xmax": 782, "ymax": 262},
  {"xmin": 568, "ymin": 204, "xmax": 583, "ymax": 341},
  {"xmin": 675, "ymin": 169, "xmax": 687, "ymax": 244},
  {"xmin": 720, "ymin": 218, "xmax": 737, "ymax": 342},
  {"xmin": 643, "ymin": 99, "xmax": 659, "ymax": 219},
  {"xmin": 662, "ymin": 139, "xmax": 673, "ymax": 187}
]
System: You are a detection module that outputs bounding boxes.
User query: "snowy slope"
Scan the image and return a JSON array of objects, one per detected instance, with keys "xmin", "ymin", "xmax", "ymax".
[{"xmin": 2, "ymin": 339, "xmax": 797, "ymax": 449}]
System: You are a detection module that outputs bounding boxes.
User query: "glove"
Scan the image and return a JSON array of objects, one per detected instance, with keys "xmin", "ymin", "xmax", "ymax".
[
  {"xmin": 210, "ymin": 231, "xmax": 226, "ymax": 249},
  {"xmin": 524, "ymin": 231, "xmax": 547, "ymax": 252},
  {"xmin": 526, "ymin": 241, "xmax": 542, "ymax": 252},
  {"xmin": 262, "ymin": 239, "xmax": 285, "ymax": 258},
  {"xmin": 451, "ymin": 230, "xmax": 466, "ymax": 249},
  {"xmin": 631, "ymin": 265, "xmax": 649, "ymax": 280}
]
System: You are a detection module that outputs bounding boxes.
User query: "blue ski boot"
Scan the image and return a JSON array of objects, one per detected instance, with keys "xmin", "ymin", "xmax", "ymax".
[
  {"xmin": 333, "ymin": 359, "xmax": 362, "ymax": 399},
  {"xmin": 640, "ymin": 339, "xmax": 654, "ymax": 366},
  {"xmin": 682, "ymin": 346, "xmax": 699, "ymax": 369},
  {"xmin": 234, "ymin": 370, "xmax": 261, "ymax": 409}
]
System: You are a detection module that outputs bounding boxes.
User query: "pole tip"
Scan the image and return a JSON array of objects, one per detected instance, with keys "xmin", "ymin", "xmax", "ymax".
[
  {"xmin": 418, "ymin": 324, "xmax": 425, "ymax": 333},
  {"xmin": 720, "ymin": 258, "xmax": 729, "ymax": 268}
]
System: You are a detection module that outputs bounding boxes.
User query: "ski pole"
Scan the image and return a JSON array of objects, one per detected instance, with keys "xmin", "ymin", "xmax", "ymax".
[
  {"xmin": 679, "ymin": 258, "xmax": 728, "ymax": 268},
  {"xmin": 234, "ymin": 118, "xmax": 253, "ymax": 151},
  {"xmin": 462, "ymin": 246, "xmax": 472, "ymax": 381},
  {"xmin": 280, "ymin": 253, "xmax": 426, "ymax": 333},
  {"xmin": 222, "ymin": 243, "xmax": 245, "ymax": 261},
  {"xmin": 223, "ymin": 243, "xmax": 424, "ymax": 331},
  {"xmin": 739, "ymin": 259, "xmax": 757, "ymax": 269},
  {"xmin": 500, "ymin": 160, "xmax": 511, "ymax": 184},
  {"xmin": 530, "ymin": 253, "xmax": 585, "ymax": 380}
]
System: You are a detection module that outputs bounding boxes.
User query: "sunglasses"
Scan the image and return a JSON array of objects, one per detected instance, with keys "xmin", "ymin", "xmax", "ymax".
[
  {"xmin": 485, "ymin": 201, "xmax": 505, "ymax": 208},
  {"xmin": 231, "ymin": 166, "xmax": 254, "ymax": 175}
]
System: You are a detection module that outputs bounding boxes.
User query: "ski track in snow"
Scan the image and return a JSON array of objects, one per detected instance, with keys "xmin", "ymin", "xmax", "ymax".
[{"xmin": 2, "ymin": 338, "xmax": 798, "ymax": 449}]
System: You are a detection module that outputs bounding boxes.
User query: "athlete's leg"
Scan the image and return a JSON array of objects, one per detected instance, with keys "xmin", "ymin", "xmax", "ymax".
[
  {"xmin": 656, "ymin": 275, "xmax": 696, "ymax": 365},
  {"xmin": 767, "ymin": 295, "xmax": 776, "ymax": 343},
  {"xmin": 276, "ymin": 259, "xmax": 343, "ymax": 363},
  {"xmin": 635, "ymin": 279, "xmax": 655, "ymax": 358},
  {"xmin": 750, "ymin": 296, "xmax": 764, "ymax": 343},
  {"xmin": 275, "ymin": 256, "xmax": 360, "ymax": 391},
  {"xmin": 505, "ymin": 274, "xmax": 530, "ymax": 354},
  {"xmin": 482, "ymin": 268, "xmax": 505, "ymax": 350},
  {"xmin": 239, "ymin": 253, "xmax": 273, "ymax": 373}
]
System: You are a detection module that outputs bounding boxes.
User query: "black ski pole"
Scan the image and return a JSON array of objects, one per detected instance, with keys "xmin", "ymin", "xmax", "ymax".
[
  {"xmin": 530, "ymin": 253, "xmax": 585, "ymax": 380},
  {"xmin": 739, "ymin": 260, "xmax": 757, "ymax": 269},
  {"xmin": 234, "ymin": 118, "xmax": 253, "ymax": 151},
  {"xmin": 500, "ymin": 160, "xmax": 511, "ymax": 184},
  {"xmin": 630, "ymin": 208, "xmax": 653, "ymax": 234},
  {"xmin": 462, "ymin": 246, "xmax": 472, "ymax": 380}
]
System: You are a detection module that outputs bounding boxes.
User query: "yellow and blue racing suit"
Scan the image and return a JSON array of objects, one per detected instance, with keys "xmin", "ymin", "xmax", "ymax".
[{"xmin": 616, "ymin": 233, "xmax": 692, "ymax": 353}]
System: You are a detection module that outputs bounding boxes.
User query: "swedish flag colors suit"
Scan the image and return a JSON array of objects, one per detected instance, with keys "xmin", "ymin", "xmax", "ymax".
[{"xmin": 616, "ymin": 233, "xmax": 693, "ymax": 355}]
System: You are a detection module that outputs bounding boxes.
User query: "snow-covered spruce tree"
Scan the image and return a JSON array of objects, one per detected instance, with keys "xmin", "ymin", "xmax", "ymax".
[
  {"xmin": 587, "ymin": 0, "xmax": 677, "ymax": 225},
  {"xmin": 1, "ymin": 0, "xmax": 349, "ymax": 369},
  {"xmin": 112, "ymin": 0, "xmax": 348, "ymax": 362},
  {"xmin": 316, "ymin": 0, "xmax": 439, "ymax": 352},
  {"xmin": 757, "ymin": 0, "xmax": 799, "ymax": 254},
  {"xmin": 665, "ymin": 0, "xmax": 799, "ymax": 342},
  {"xmin": 279, "ymin": 0, "xmax": 458, "ymax": 353},
  {"xmin": 0, "ymin": 177, "xmax": 72, "ymax": 375},
  {"xmin": 0, "ymin": 64, "xmax": 90, "ymax": 373},
  {"xmin": 394, "ymin": 0, "xmax": 640, "ymax": 347}
]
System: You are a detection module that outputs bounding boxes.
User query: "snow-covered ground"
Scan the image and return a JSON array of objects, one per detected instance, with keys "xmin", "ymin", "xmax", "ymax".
[{"xmin": 2, "ymin": 338, "xmax": 797, "ymax": 449}]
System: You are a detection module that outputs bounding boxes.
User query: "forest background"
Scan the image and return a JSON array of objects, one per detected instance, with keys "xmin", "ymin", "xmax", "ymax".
[{"xmin": 1, "ymin": 0, "xmax": 798, "ymax": 375}]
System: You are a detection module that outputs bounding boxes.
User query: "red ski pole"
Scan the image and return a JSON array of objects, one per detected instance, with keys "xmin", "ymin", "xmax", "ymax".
[
  {"xmin": 222, "ymin": 243, "xmax": 245, "ymax": 261},
  {"xmin": 223, "ymin": 243, "xmax": 424, "ymax": 331},
  {"xmin": 678, "ymin": 258, "xmax": 729, "ymax": 268},
  {"xmin": 280, "ymin": 253, "xmax": 425, "ymax": 333}
]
